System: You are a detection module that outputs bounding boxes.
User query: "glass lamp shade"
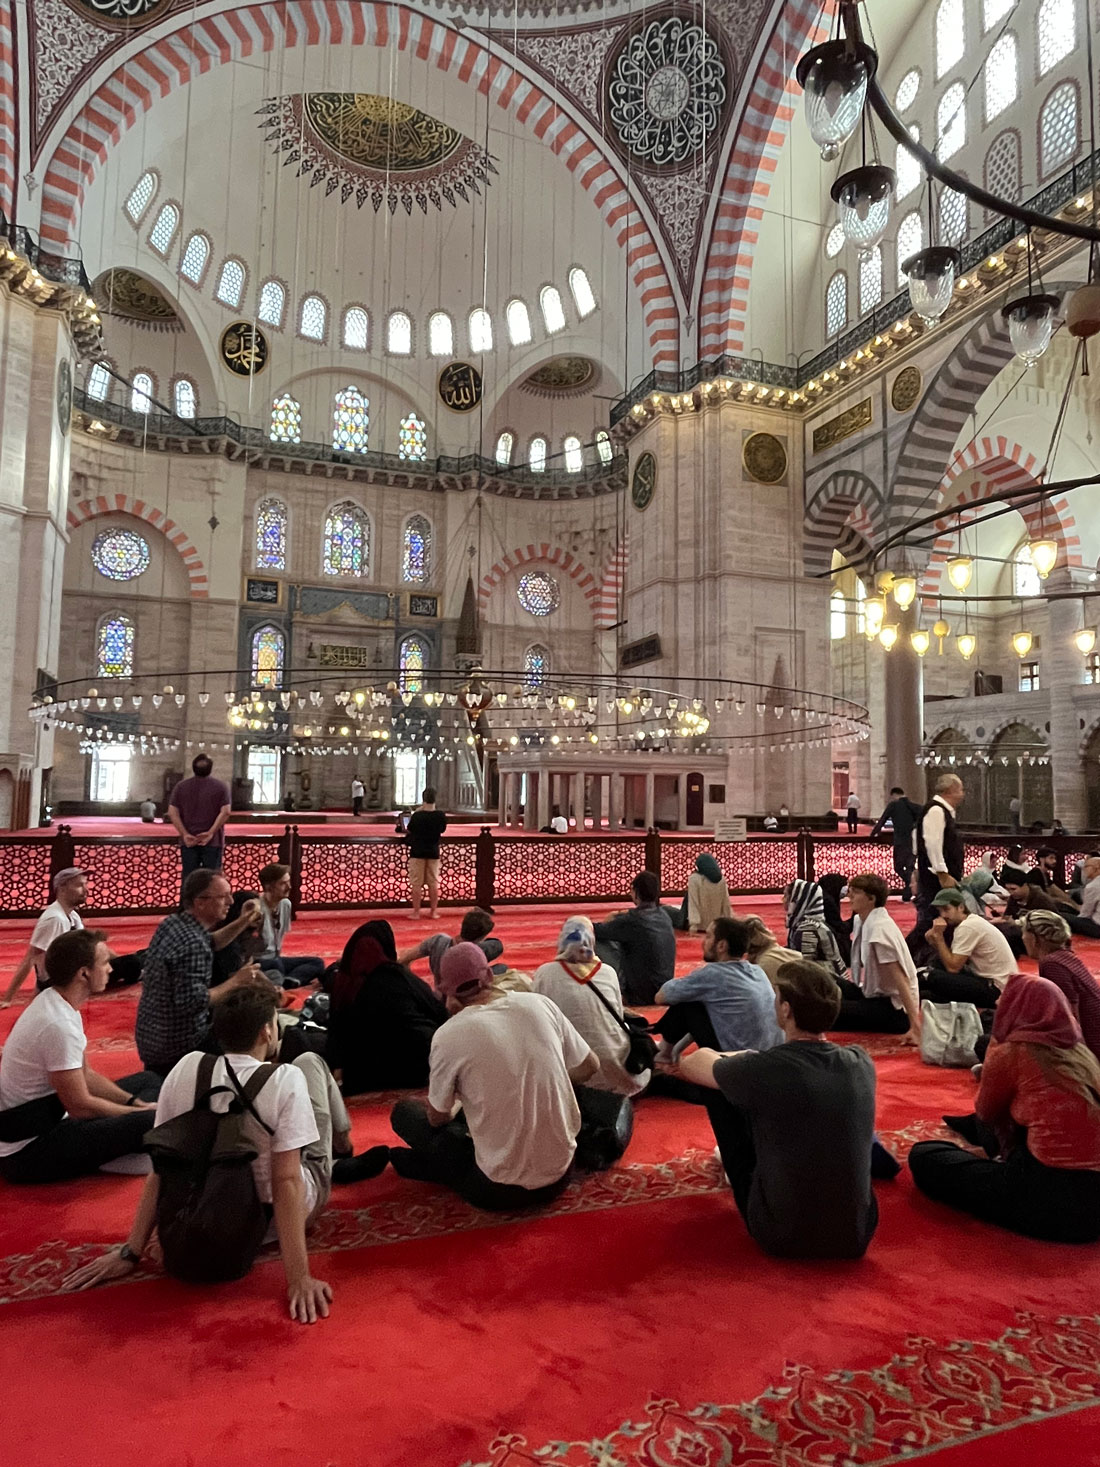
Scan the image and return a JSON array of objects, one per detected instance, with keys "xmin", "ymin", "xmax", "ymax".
[
  {"xmin": 1066, "ymin": 282, "xmax": 1100, "ymax": 341},
  {"xmin": 796, "ymin": 41, "xmax": 878, "ymax": 161},
  {"xmin": 1011, "ymin": 629, "xmax": 1034, "ymax": 658},
  {"xmin": 831, "ymin": 164, "xmax": 896, "ymax": 251},
  {"xmin": 1074, "ymin": 627, "xmax": 1097, "ymax": 654},
  {"xmin": 891, "ymin": 574, "xmax": 917, "ymax": 609},
  {"xmin": 910, "ymin": 628, "xmax": 931, "ymax": 656},
  {"xmin": 879, "ymin": 623, "xmax": 900, "ymax": 650},
  {"xmin": 956, "ymin": 632, "xmax": 977, "ymax": 660},
  {"xmin": 1028, "ymin": 538, "xmax": 1059, "ymax": 578},
  {"xmin": 946, "ymin": 556, "xmax": 973, "ymax": 591},
  {"xmin": 864, "ymin": 596, "xmax": 886, "ymax": 638},
  {"xmin": 902, "ymin": 246, "xmax": 960, "ymax": 326},
  {"xmin": 1002, "ymin": 294, "xmax": 1060, "ymax": 366}
]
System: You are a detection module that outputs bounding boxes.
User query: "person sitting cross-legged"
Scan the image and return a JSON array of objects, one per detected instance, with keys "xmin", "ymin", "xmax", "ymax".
[
  {"xmin": 388, "ymin": 943, "xmax": 599, "ymax": 1211},
  {"xmin": 0, "ymin": 930, "xmax": 161, "ymax": 1184},
  {"xmin": 834, "ymin": 873, "xmax": 922, "ymax": 1042},
  {"xmin": 1018, "ymin": 908, "xmax": 1100, "ymax": 1059},
  {"xmin": 909, "ymin": 977, "xmax": 1100, "ymax": 1243},
  {"xmin": 922, "ymin": 888, "xmax": 1017, "ymax": 1008},
  {"xmin": 1068, "ymin": 857, "xmax": 1100, "ymax": 939},
  {"xmin": 740, "ymin": 915, "xmax": 802, "ymax": 986},
  {"xmin": 398, "ymin": 907, "xmax": 505, "ymax": 993},
  {"xmin": 63, "ymin": 981, "xmax": 388, "ymax": 1322},
  {"xmin": 652, "ymin": 917, "xmax": 782, "ymax": 1064},
  {"xmin": 669, "ymin": 959, "xmax": 879, "ymax": 1259},
  {"xmin": 593, "ymin": 871, "xmax": 676, "ymax": 1005},
  {"xmin": 255, "ymin": 863, "xmax": 326, "ymax": 989}
]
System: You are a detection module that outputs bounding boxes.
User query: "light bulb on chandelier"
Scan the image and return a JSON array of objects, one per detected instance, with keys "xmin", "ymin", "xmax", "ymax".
[
  {"xmin": 891, "ymin": 574, "xmax": 917, "ymax": 610},
  {"xmin": 863, "ymin": 596, "xmax": 886, "ymax": 638},
  {"xmin": 1074, "ymin": 627, "xmax": 1097, "ymax": 655},
  {"xmin": 956, "ymin": 632, "xmax": 977, "ymax": 660},
  {"xmin": 1011, "ymin": 629, "xmax": 1034, "ymax": 658},
  {"xmin": 879, "ymin": 623, "xmax": 899, "ymax": 650},
  {"xmin": 945, "ymin": 556, "xmax": 973, "ymax": 592},
  {"xmin": 1028, "ymin": 538, "xmax": 1059, "ymax": 578},
  {"xmin": 910, "ymin": 628, "xmax": 931, "ymax": 656}
]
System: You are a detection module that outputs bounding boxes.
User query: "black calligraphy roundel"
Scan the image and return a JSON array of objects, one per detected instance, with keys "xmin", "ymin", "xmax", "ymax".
[
  {"xmin": 220, "ymin": 322, "xmax": 269, "ymax": 377},
  {"xmin": 438, "ymin": 361, "xmax": 482, "ymax": 413}
]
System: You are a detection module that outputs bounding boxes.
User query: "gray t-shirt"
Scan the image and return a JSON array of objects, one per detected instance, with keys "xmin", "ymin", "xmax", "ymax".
[{"xmin": 713, "ymin": 1040, "xmax": 878, "ymax": 1259}]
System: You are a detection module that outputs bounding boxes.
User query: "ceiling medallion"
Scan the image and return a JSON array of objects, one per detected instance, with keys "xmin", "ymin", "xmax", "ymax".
[
  {"xmin": 891, "ymin": 365, "xmax": 922, "ymax": 413},
  {"xmin": 220, "ymin": 322, "xmax": 269, "ymax": 378},
  {"xmin": 93, "ymin": 269, "xmax": 182, "ymax": 332},
  {"xmin": 742, "ymin": 432, "xmax": 787, "ymax": 484},
  {"xmin": 520, "ymin": 356, "xmax": 599, "ymax": 397},
  {"xmin": 606, "ymin": 14, "xmax": 729, "ymax": 170},
  {"xmin": 257, "ymin": 94, "xmax": 498, "ymax": 215},
  {"xmin": 631, "ymin": 451, "xmax": 656, "ymax": 511},
  {"xmin": 439, "ymin": 362, "xmax": 483, "ymax": 414},
  {"xmin": 66, "ymin": 0, "xmax": 171, "ymax": 25}
]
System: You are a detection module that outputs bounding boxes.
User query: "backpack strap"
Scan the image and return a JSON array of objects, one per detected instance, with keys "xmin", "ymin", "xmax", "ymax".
[
  {"xmin": 193, "ymin": 1052, "xmax": 221, "ymax": 1110},
  {"xmin": 220, "ymin": 1056, "xmax": 276, "ymax": 1136}
]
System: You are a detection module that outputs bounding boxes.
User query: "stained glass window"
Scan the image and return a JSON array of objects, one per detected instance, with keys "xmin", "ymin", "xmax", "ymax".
[
  {"xmin": 269, "ymin": 394, "xmax": 301, "ymax": 444},
  {"xmin": 984, "ymin": 32, "xmax": 1018, "ymax": 122},
  {"xmin": 96, "ymin": 614, "xmax": 135, "ymax": 678},
  {"xmin": 323, "ymin": 501, "xmax": 368, "ymax": 577},
  {"xmin": 859, "ymin": 245, "xmax": 882, "ymax": 314},
  {"xmin": 258, "ymin": 279, "xmax": 286, "ymax": 327},
  {"xmin": 125, "ymin": 171, "xmax": 157, "ymax": 223},
  {"xmin": 937, "ymin": 83, "xmax": 966, "ymax": 159},
  {"xmin": 174, "ymin": 378, "xmax": 196, "ymax": 418},
  {"xmin": 333, "ymin": 386, "xmax": 369, "ymax": 453},
  {"xmin": 92, "ymin": 529, "xmax": 150, "ymax": 581},
  {"xmin": 179, "ymin": 232, "xmax": 210, "ymax": 284},
  {"xmin": 343, "ymin": 307, "xmax": 369, "ymax": 350},
  {"xmin": 255, "ymin": 498, "xmax": 287, "ymax": 570},
  {"xmin": 895, "ymin": 69, "xmax": 921, "ymax": 111},
  {"xmin": 518, "ymin": 571, "xmax": 560, "ymax": 616},
  {"xmin": 897, "ymin": 212, "xmax": 923, "ymax": 285},
  {"xmin": 131, "ymin": 372, "xmax": 155, "ymax": 413},
  {"xmin": 251, "ymin": 625, "xmax": 285, "ymax": 688},
  {"xmin": 540, "ymin": 285, "xmax": 566, "ymax": 333},
  {"xmin": 1040, "ymin": 82, "xmax": 1078, "ymax": 176},
  {"xmin": 895, "ymin": 125, "xmax": 921, "ymax": 200},
  {"xmin": 495, "ymin": 431, "xmax": 514, "ymax": 465},
  {"xmin": 402, "ymin": 514, "xmax": 431, "ymax": 582},
  {"xmin": 529, "ymin": 436, "xmax": 548, "ymax": 472},
  {"xmin": 506, "ymin": 299, "xmax": 532, "ymax": 345},
  {"xmin": 428, "ymin": 312, "xmax": 453, "ymax": 356},
  {"xmin": 936, "ymin": 0, "xmax": 965, "ymax": 79},
  {"xmin": 215, "ymin": 259, "xmax": 246, "ymax": 308},
  {"xmin": 87, "ymin": 360, "xmax": 111, "ymax": 401},
  {"xmin": 563, "ymin": 435, "xmax": 583, "ymax": 472},
  {"xmin": 595, "ymin": 429, "xmax": 613, "ymax": 465},
  {"xmin": 524, "ymin": 643, "xmax": 550, "ymax": 689},
  {"xmin": 469, "ymin": 308, "xmax": 493, "ymax": 353},
  {"xmin": 399, "ymin": 634, "xmax": 427, "ymax": 694},
  {"xmin": 387, "ymin": 310, "xmax": 412, "ymax": 354},
  {"xmin": 398, "ymin": 412, "xmax": 427, "ymax": 461},
  {"xmin": 300, "ymin": 294, "xmax": 327, "ymax": 341},
  {"xmin": 1039, "ymin": 0, "xmax": 1075, "ymax": 74},
  {"xmin": 826, "ymin": 271, "xmax": 847, "ymax": 337},
  {"xmin": 569, "ymin": 267, "xmax": 596, "ymax": 317},
  {"xmin": 148, "ymin": 203, "xmax": 179, "ymax": 254},
  {"xmin": 940, "ymin": 184, "xmax": 969, "ymax": 244}
]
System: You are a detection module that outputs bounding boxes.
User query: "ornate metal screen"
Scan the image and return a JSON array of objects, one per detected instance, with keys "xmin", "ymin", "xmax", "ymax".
[
  {"xmin": 222, "ymin": 836, "xmax": 287, "ymax": 892},
  {"xmin": 71, "ymin": 836, "xmax": 183, "ymax": 914},
  {"xmin": 297, "ymin": 836, "xmax": 476, "ymax": 908},
  {"xmin": 0, "ymin": 839, "xmax": 54, "ymax": 916},
  {"xmin": 811, "ymin": 838, "xmax": 898, "ymax": 884},
  {"xmin": 494, "ymin": 836, "xmax": 645, "ymax": 903},
  {"xmin": 662, "ymin": 837, "xmax": 800, "ymax": 895}
]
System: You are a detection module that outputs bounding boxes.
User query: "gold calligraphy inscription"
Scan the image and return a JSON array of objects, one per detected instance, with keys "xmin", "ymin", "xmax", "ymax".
[
  {"xmin": 742, "ymin": 432, "xmax": 788, "ymax": 484},
  {"xmin": 304, "ymin": 94, "xmax": 463, "ymax": 172},
  {"xmin": 812, "ymin": 397, "xmax": 872, "ymax": 454},
  {"xmin": 220, "ymin": 322, "xmax": 269, "ymax": 377},
  {"xmin": 438, "ymin": 361, "xmax": 483, "ymax": 413},
  {"xmin": 891, "ymin": 366, "xmax": 923, "ymax": 413},
  {"xmin": 318, "ymin": 644, "xmax": 374, "ymax": 668}
]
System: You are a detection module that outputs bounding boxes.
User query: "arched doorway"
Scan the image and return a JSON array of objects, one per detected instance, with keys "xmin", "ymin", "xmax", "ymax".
[
  {"xmin": 988, "ymin": 724, "xmax": 1051, "ymax": 828},
  {"xmin": 923, "ymin": 729, "xmax": 985, "ymax": 823}
]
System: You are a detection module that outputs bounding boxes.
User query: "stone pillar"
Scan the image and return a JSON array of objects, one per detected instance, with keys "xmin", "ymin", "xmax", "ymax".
[
  {"xmin": 497, "ymin": 770, "xmax": 507, "ymax": 826},
  {"xmin": 1044, "ymin": 569, "xmax": 1092, "ymax": 827},
  {"xmin": 536, "ymin": 766, "xmax": 552, "ymax": 829},
  {"xmin": 571, "ymin": 771, "xmax": 585, "ymax": 829},
  {"xmin": 677, "ymin": 774, "xmax": 688, "ymax": 830},
  {"xmin": 644, "ymin": 769, "xmax": 656, "ymax": 830},
  {"xmin": 609, "ymin": 771, "xmax": 624, "ymax": 829},
  {"xmin": 591, "ymin": 772, "xmax": 604, "ymax": 829},
  {"xmin": 883, "ymin": 604, "xmax": 923, "ymax": 802},
  {"xmin": 523, "ymin": 770, "xmax": 538, "ymax": 830}
]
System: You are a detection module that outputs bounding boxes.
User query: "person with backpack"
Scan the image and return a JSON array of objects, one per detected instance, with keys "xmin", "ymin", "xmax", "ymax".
[{"xmin": 64, "ymin": 983, "xmax": 388, "ymax": 1322}]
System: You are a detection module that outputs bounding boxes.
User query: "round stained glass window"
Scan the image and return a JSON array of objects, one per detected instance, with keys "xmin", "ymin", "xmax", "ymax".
[
  {"xmin": 517, "ymin": 571, "xmax": 560, "ymax": 617},
  {"xmin": 92, "ymin": 529, "xmax": 150, "ymax": 581}
]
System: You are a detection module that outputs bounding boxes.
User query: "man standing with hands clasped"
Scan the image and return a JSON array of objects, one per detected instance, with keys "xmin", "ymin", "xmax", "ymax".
[
  {"xmin": 911, "ymin": 772, "xmax": 966, "ymax": 952},
  {"xmin": 168, "ymin": 753, "xmax": 232, "ymax": 894},
  {"xmin": 406, "ymin": 786, "xmax": 447, "ymax": 920}
]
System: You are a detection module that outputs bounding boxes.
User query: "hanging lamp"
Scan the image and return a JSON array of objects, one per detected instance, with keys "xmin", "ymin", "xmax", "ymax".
[
  {"xmin": 1074, "ymin": 626, "xmax": 1097, "ymax": 654},
  {"xmin": 1028, "ymin": 537, "xmax": 1059, "ymax": 578},
  {"xmin": 904, "ymin": 247, "xmax": 960, "ymax": 327},
  {"xmin": 879, "ymin": 623, "xmax": 899, "ymax": 650},
  {"xmin": 796, "ymin": 38, "xmax": 878, "ymax": 161},
  {"xmin": 910, "ymin": 627, "xmax": 931, "ymax": 656},
  {"xmin": 891, "ymin": 573, "xmax": 917, "ymax": 609}
]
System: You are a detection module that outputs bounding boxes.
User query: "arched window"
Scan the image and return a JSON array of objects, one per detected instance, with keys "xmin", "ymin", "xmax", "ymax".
[
  {"xmin": 333, "ymin": 386, "xmax": 369, "ymax": 454},
  {"xmin": 983, "ymin": 0, "xmax": 1013, "ymax": 29},
  {"xmin": 428, "ymin": 311, "xmax": 453, "ymax": 356},
  {"xmin": 258, "ymin": 279, "xmax": 286, "ymax": 328},
  {"xmin": 524, "ymin": 643, "xmax": 550, "ymax": 690},
  {"xmin": 251, "ymin": 625, "xmax": 285, "ymax": 689},
  {"xmin": 300, "ymin": 294, "xmax": 327, "ymax": 342},
  {"xmin": 826, "ymin": 271, "xmax": 847, "ymax": 337},
  {"xmin": 255, "ymin": 498, "xmax": 288, "ymax": 570},
  {"xmin": 125, "ymin": 171, "xmax": 157, "ymax": 224},
  {"xmin": 529, "ymin": 436, "xmax": 548, "ymax": 472},
  {"xmin": 269, "ymin": 394, "xmax": 301, "ymax": 444},
  {"xmin": 936, "ymin": 0, "xmax": 965, "ymax": 78},
  {"xmin": 895, "ymin": 69, "xmax": 921, "ymax": 111},
  {"xmin": 495, "ymin": 430, "xmax": 514, "ymax": 466},
  {"xmin": 506, "ymin": 299, "xmax": 532, "ymax": 345},
  {"xmin": 569, "ymin": 267, "xmax": 596, "ymax": 317},
  {"xmin": 895, "ymin": 125, "xmax": 922, "ymax": 200},
  {"xmin": 940, "ymin": 184, "xmax": 969, "ymax": 244},
  {"xmin": 540, "ymin": 285, "xmax": 566, "ymax": 333},
  {"xmin": 174, "ymin": 378, "xmax": 197, "ymax": 419},
  {"xmin": 1039, "ymin": 0, "xmax": 1076, "ymax": 74},
  {"xmin": 387, "ymin": 310, "xmax": 412, "ymax": 355},
  {"xmin": 563, "ymin": 435, "xmax": 583, "ymax": 472},
  {"xmin": 148, "ymin": 203, "xmax": 179, "ymax": 255},
  {"xmin": 896, "ymin": 212, "xmax": 923, "ymax": 284},
  {"xmin": 343, "ymin": 306, "xmax": 369, "ymax": 351},
  {"xmin": 215, "ymin": 258, "xmax": 246, "ymax": 308},
  {"xmin": 595, "ymin": 429, "xmax": 613, "ymax": 465},
  {"xmin": 984, "ymin": 130, "xmax": 1021, "ymax": 217},
  {"xmin": 937, "ymin": 83, "xmax": 966, "ymax": 159},
  {"xmin": 469, "ymin": 308, "xmax": 493, "ymax": 353},
  {"xmin": 399, "ymin": 634, "xmax": 427, "ymax": 694},
  {"xmin": 984, "ymin": 32, "xmax": 1018, "ymax": 122},
  {"xmin": 1040, "ymin": 83, "xmax": 1079, "ymax": 176},
  {"xmin": 323, "ymin": 501, "xmax": 369, "ymax": 577},
  {"xmin": 179, "ymin": 232, "xmax": 210, "ymax": 284},
  {"xmin": 825, "ymin": 222, "xmax": 845, "ymax": 258},
  {"xmin": 131, "ymin": 372, "xmax": 155, "ymax": 414},
  {"xmin": 1014, "ymin": 544, "xmax": 1042, "ymax": 598},
  {"xmin": 398, "ymin": 412, "xmax": 427, "ymax": 461},
  {"xmin": 402, "ymin": 514, "xmax": 432, "ymax": 582},
  {"xmin": 86, "ymin": 360, "xmax": 111, "ymax": 401},
  {"xmin": 859, "ymin": 245, "xmax": 883, "ymax": 314},
  {"xmin": 830, "ymin": 591, "xmax": 847, "ymax": 640},
  {"xmin": 855, "ymin": 577, "xmax": 867, "ymax": 633},
  {"xmin": 96, "ymin": 614, "xmax": 135, "ymax": 679}
]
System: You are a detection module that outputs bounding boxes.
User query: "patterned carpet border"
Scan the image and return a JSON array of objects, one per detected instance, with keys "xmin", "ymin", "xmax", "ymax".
[{"xmin": 463, "ymin": 1312, "xmax": 1100, "ymax": 1466}]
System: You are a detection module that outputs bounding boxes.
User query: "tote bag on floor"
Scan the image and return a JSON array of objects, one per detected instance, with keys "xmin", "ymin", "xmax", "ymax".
[{"xmin": 920, "ymin": 1000, "xmax": 983, "ymax": 1068}]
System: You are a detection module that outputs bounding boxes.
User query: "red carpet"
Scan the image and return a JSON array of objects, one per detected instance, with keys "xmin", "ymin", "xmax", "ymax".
[{"xmin": 3, "ymin": 903, "xmax": 1100, "ymax": 1466}]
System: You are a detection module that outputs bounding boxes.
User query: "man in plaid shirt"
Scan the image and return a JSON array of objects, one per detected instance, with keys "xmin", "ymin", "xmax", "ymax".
[{"xmin": 136, "ymin": 871, "xmax": 263, "ymax": 1076}]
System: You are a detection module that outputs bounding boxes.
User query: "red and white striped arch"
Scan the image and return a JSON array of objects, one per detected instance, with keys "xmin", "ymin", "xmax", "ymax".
[
  {"xmin": 0, "ymin": 2, "xmax": 15, "ymax": 222},
  {"xmin": 593, "ymin": 536, "xmax": 628, "ymax": 631},
  {"xmin": 36, "ymin": 1, "xmax": 679, "ymax": 367},
  {"xmin": 478, "ymin": 542, "xmax": 599, "ymax": 619},
  {"xmin": 68, "ymin": 494, "xmax": 209, "ymax": 599}
]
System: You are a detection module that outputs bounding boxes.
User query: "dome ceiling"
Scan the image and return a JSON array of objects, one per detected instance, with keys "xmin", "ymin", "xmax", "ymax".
[
  {"xmin": 93, "ymin": 268, "xmax": 182, "ymax": 332},
  {"xmin": 519, "ymin": 356, "xmax": 599, "ymax": 397}
]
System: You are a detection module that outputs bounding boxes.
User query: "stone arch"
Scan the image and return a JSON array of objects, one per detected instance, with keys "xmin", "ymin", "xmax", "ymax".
[
  {"xmin": 67, "ymin": 495, "xmax": 209, "ymax": 598},
  {"xmin": 0, "ymin": 4, "xmax": 12, "ymax": 220},
  {"xmin": 477, "ymin": 542, "xmax": 599, "ymax": 616},
  {"xmin": 803, "ymin": 470, "xmax": 885, "ymax": 576},
  {"xmin": 988, "ymin": 719, "xmax": 1052, "ymax": 826},
  {"xmin": 37, "ymin": 2, "xmax": 678, "ymax": 367},
  {"xmin": 593, "ymin": 536, "xmax": 629, "ymax": 630}
]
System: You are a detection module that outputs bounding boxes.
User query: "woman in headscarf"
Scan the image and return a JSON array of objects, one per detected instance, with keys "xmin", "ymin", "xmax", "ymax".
[
  {"xmin": 740, "ymin": 914, "xmax": 802, "ymax": 986},
  {"xmin": 1020, "ymin": 908, "xmax": 1100, "ymax": 1060},
  {"xmin": 910, "ymin": 977, "xmax": 1100, "ymax": 1241},
  {"xmin": 816, "ymin": 872, "xmax": 854, "ymax": 964},
  {"xmin": 326, "ymin": 918, "xmax": 447, "ymax": 1094},
  {"xmin": 783, "ymin": 879, "xmax": 847, "ymax": 978},
  {"xmin": 681, "ymin": 853, "xmax": 731, "ymax": 933}
]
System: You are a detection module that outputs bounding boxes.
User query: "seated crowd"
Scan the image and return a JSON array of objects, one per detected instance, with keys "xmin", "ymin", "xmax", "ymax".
[{"xmin": 2, "ymin": 822, "xmax": 1100, "ymax": 1325}]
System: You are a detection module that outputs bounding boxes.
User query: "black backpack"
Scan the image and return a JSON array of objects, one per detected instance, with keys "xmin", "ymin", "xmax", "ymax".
[{"xmin": 145, "ymin": 1053, "xmax": 276, "ymax": 1284}]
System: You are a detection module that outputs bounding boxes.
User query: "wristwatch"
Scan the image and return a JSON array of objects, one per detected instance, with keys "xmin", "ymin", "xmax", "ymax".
[{"xmin": 118, "ymin": 1244, "xmax": 141, "ymax": 1265}]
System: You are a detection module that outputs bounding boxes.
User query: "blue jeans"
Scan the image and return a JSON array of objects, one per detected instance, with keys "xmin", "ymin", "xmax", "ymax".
[{"xmin": 179, "ymin": 841, "xmax": 224, "ymax": 895}]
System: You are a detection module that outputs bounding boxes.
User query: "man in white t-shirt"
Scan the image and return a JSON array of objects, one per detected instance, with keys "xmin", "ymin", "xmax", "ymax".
[
  {"xmin": 388, "ymin": 942, "xmax": 598, "ymax": 1210},
  {"xmin": 923, "ymin": 889, "xmax": 1017, "ymax": 1007},
  {"xmin": 835, "ymin": 873, "xmax": 921, "ymax": 1042},
  {"xmin": 0, "ymin": 929, "xmax": 160, "ymax": 1183},
  {"xmin": 351, "ymin": 776, "xmax": 365, "ymax": 818},
  {"xmin": 65, "ymin": 982, "xmax": 388, "ymax": 1322},
  {"xmin": 1, "ymin": 867, "xmax": 87, "ymax": 1008}
]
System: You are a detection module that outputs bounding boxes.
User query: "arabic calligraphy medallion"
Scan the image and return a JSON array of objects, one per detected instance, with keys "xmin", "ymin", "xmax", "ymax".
[
  {"xmin": 220, "ymin": 322, "xmax": 269, "ymax": 377},
  {"xmin": 438, "ymin": 361, "xmax": 482, "ymax": 413}
]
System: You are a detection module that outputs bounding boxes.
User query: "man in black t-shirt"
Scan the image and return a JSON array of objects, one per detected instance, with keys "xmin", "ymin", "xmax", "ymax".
[
  {"xmin": 405, "ymin": 787, "xmax": 448, "ymax": 920},
  {"xmin": 671, "ymin": 958, "xmax": 878, "ymax": 1259}
]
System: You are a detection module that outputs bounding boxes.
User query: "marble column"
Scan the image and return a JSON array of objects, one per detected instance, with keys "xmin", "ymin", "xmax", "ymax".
[
  {"xmin": 644, "ymin": 770, "xmax": 656, "ymax": 830},
  {"xmin": 677, "ymin": 774, "xmax": 688, "ymax": 830},
  {"xmin": 609, "ymin": 771, "xmax": 624, "ymax": 829},
  {"xmin": 591, "ymin": 772, "xmax": 604, "ymax": 829},
  {"xmin": 497, "ymin": 770, "xmax": 507, "ymax": 826},
  {"xmin": 571, "ymin": 771, "xmax": 585, "ymax": 829},
  {"xmin": 883, "ymin": 604, "xmax": 923, "ymax": 802},
  {"xmin": 1044, "ymin": 569, "xmax": 1092, "ymax": 827},
  {"xmin": 536, "ymin": 766, "xmax": 552, "ymax": 830},
  {"xmin": 523, "ymin": 770, "xmax": 538, "ymax": 830}
]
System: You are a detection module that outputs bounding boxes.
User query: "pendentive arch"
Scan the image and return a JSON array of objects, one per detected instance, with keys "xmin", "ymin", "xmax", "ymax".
[
  {"xmin": 67, "ymin": 494, "xmax": 209, "ymax": 598},
  {"xmin": 803, "ymin": 470, "xmax": 885, "ymax": 577},
  {"xmin": 36, "ymin": 1, "xmax": 679, "ymax": 368}
]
